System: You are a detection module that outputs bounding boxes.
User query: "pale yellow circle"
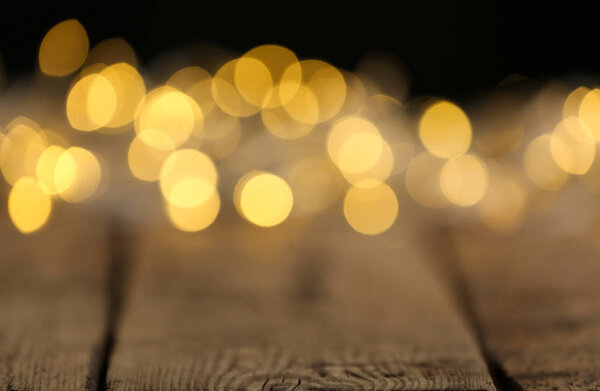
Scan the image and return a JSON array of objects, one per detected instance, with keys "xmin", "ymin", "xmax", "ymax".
[
  {"xmin": 238, "ymin": 172, "xmax": 293, "ymax": 227},
  {"xmin": 212, "ymin": 59, "xmax": 261, "ymax": 117},
  {"xmin": 135, "ymin": 87, "xmax": 201, "ymax": 150},
  {"xmin": 67, "ymin": 73, "xmax": 117, "ymax": 131},
  {"xmin": 550, "ymin": 116, "xmax": 595, "ymax": 175},
  {"xmin": 159, "ymin": 149, "xmax": 217, "ymax": 207},
  {"xmin": 341, "ymin": 140, "xmax": 394, "ymax": 186},
  {"xmin": 168, "ymin": 177, "xmax": 215, "ymax": 208},
  {"xmin": 100, "ymin": 63, "xmax": 146, "ymax": 129},
  {"xmin": 8, "ymin": 177, "xmax": 52, "ymax": 234},
  {"xmin": 39, "ymin": 19, "xmax": 88, "ymax": 76},
  {"xmin": 127, "ymin": 136, "xmax": 171, "ymax": 182},
  {"xmin": 343, "ymin": 181, "xmax": 398, "ymax": 235},
  {"xmin": 523, "ymin": 134, "xmax": 569, "ymax": 191},
  {"xmin": 279, "ymin": 82, "xmax": 320, "ymax": 124},
  {"xmin": 234, "ymin": 57, "xmax": 273, "ymax": 107},
  {"xmin": 337, "ymin": 132, "xmax": 383, "ymax": 174},
  {"xmin": 563, "ymin": 86, "xmax": 590, "ymax": 120},
  {"xmin": 261, "ymin": 105, "xmax": 314, "ymax": 140},
  {"xmin": 240, "ymin": 44, "xmax": 301, "ymax": 108},
  {"xmin": 327, "ymin": 116, "xmax": 381, "ymax": 173},
  {"xmin": 0, "ymin": 121, "xmax": 47, "ymax": 185},
  {"xmin": 54, "ymin": 147, "xmax": 102, "ymax": 203},
  {"xmin": 281, "ymin": 60, "xmax": 346, "ymax": 123},
  {"xmin": 579, "ymin": 88, "xmax": 600, "ymax": 140},
  {"xmin": 440, "ymin": 153, "xmax": 488, "ymax": 206},
  {"xmin": 419, "ymin": 100, "xmax": 472, "ymax": 158},
  {"xmin": 165, "ymin": 190, "xmax": 220, "ymax": 232},
  {"xmin": 88, "ymin": 74, "xmax": 118, "ymax": 126},
  {"xmin": 36, "ymin": 145, "xmax": 66, "ymax": 195}
]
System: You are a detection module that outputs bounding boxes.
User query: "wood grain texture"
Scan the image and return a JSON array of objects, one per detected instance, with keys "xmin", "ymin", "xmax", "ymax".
[
  {"xmin": 0, "ymin": 205, "xmax": 109, "ymax": 391},
  {"xmin": 453, "ymin": 226, "xmax": 600, "ymax": 390},
  {"xmin": 107, "ymin": 215, "xmax": 494, "ymax": 391}
]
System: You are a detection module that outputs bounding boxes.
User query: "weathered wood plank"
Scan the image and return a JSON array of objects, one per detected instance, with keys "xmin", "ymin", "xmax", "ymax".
[
  {"xmin": 0, "ymin": 205, "xmax": 110, "ymax": 391},
  {"xmin": 453, "ymin": 226, "xmax": 600, "ymax": 390},
  {"xmin": 107, "ymin": 214, "xmax": 494, "ymax": 391}
]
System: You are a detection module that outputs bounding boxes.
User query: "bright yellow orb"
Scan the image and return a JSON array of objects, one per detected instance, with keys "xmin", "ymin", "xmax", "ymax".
[
  {"xmin": 579, "ymin": 88, "xmax": 600, "ymax": 140},
  {"xmin": 54, "ymin": 147, "xmax": 102, "ymax": 203},
  {"xmin": 165, "ymin": 190, "xmax": 220, "ymax": 232},
  {"xmin": 419, "ymin": 100, "xmax": 472, "ymax": 158},
  {"xmin": 159, "ymin": 149, "xmax": 217, "ymax": 207},
  {"xmin": 238, "ymin": 172, "xmax": 293, "ymax": 227},
  {"xmin": 8, "ymin": 177, "xmax": 52, "ymax": 234},
  {"xmin": 343, "ymin": 181, "xmax": 398, "ymax": 235},
  {"xmin": 550, "ymin": 117, "xmax": 595, "ymax": 175}
]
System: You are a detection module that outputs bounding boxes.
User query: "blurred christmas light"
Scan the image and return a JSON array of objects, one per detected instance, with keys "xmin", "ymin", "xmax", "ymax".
[
  {"xmin": 550, "ymin": 117, "xmax": 595, "ymax": 175},
  {"xmin": 440, "ymin": 153, "xmax": 488, "ymax": 207},
  {"xmin": 8, "ymin": 177, "xmax": 52, "ymax": 233},
  {"xmin": 1, "ymin": 18, "xmax": 600, "ymax": 236},
  {"xmin": 39, "ymin": 19, "xmax": 89, "ymax": 77},
  {"xmin": 405, "ymin": 151, "xmax": 449, "ymax": 209},
  {"xmin": 524, "ymin": 134, "xmax": 570, "ymax": 191},
  {"xmin": 159, "ymin": 149, "xmax": 217, "ymax": 208},
  {"xmin": 235, "ymin": 171, "xmax": 293, "ymax": 227},
  {"xmin": 419, "ymin": 100, "xmax": 472, "ymax": 159},
  {"xmin": 343, "ymin": 181, "xmax": 398, "ymax": 235},
  {"xmin": 54, "ymin": 147, "xmax": 102, "ymax": 203}
]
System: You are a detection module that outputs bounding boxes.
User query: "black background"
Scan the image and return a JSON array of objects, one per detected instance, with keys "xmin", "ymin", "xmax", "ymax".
[{"xmin": 1, "ymin": 1, "xmax": 598, "ymax": 99}]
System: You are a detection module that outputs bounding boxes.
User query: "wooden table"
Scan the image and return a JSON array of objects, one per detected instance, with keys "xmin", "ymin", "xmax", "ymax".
[{"xmin": 1, "ymin": 205, "xmax": 599, "ymax": 391}]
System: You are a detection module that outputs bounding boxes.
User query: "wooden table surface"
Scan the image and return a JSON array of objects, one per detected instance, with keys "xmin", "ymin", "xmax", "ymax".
[{"xmin": 1, "ymin": 205, "xmax": 599, "ymax": 391}]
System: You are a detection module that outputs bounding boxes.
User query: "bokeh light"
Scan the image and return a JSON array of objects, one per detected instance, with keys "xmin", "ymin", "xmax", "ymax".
[
  {"xmin": 234, "ymin": 57, "xmax": 273, "ymax": 108},
  {"xmin": 159, "ymin": 149, "xmax": 217, "ymax": 208},
  {"xmin": 236, "ymin": 171, "xmax": 293, "ymax": 227},
  {"xmin": 524, "ymin": 134, "xmax": 569, "ymax": 191},
  {"xmin": 419, "ymin": 100, "xmax": 472, "ymax": 159},
  {"xmin": 66, "ymin": 73, "xmax": 117, "ymax": 131},
  {"xmin": 237, "ymin": 45, "xmax": 301, "ymax": 109},
  {"xmin": 100, "ymin": 63, "xmax": 146, "ymax": 130},
  {"xmin": 440, "ymin": 153, "xmax": 488, "ymax": 207},
  {"xmin": 563, "ymin": 86, "xmax": 590, "ymax": 119},
  {"xmin": 579, "ymin": 88, "xmax": 600, "ymax": 140},
  {"xmin": 477, "ymin": 166, "xmax": 526, "ymax": 233},
  {"xmin": 165, "ymin": 189, "xmax": 220, "ymax": 232},
  {"xmin": 0, "ymin": 118, "xmax": 46, "ymax": 185},
  {"xmin": 343, "ymin": 181, "xmax": 398, "ymax": 235},
  {"xmin": 3, "ymin": 16, "xmax": 600, "ymax": 239},
  {"xmin": 550, "ymin": 116, "xmax": 595, "ymax": 175},
  {"xmin": 327, "ymin": 116, "xmax": 384, "ymax": 176},
  {"xmin": 281, "ymin": 60, "xmax": 346, "ymax": 123},
  {"xmin": 135, "ymin": 87, "xmax": 202, "ymax": 150},
  {"xmin": 54, "ymin": 147, "xmax": 102, "ymax": 203},
  {"xmin": 212, "ymin": 59, "xmax": 261, "ymax": 117},
  {"xmin": 128, "ymin": 136, "xmax": 171, "ymax": 182},
  {"xmin": 36, "ymin": 145, "xmax": 66, "ymax": 195},
  {"xmin": 405, "ymin": 151, "xmax": 449, "ymax": 208},
  {"xmin": 39, "ymin": 19, "xmax": 89, "ymax": 76},
  {"xmin": 8, "ymin": 177, "xmax": 52, "ymax": 234}
]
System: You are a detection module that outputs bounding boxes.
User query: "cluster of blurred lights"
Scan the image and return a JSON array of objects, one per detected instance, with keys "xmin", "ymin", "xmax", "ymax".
[{"xmin": 2, "ymin": 19, "xmax": 600, "ymax": 236}]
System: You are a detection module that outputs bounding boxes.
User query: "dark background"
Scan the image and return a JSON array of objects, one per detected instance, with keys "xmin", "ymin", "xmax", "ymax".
[{"xmin": 0, "ymin": 1, "xmax": 597, "ymax": 99}]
